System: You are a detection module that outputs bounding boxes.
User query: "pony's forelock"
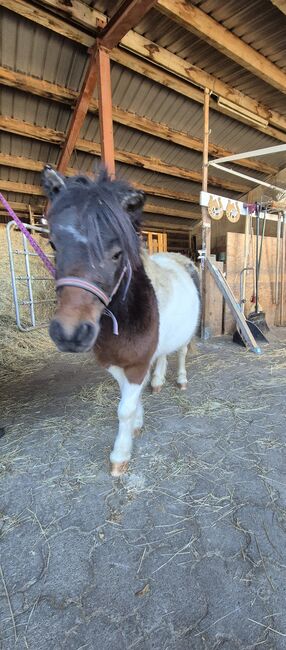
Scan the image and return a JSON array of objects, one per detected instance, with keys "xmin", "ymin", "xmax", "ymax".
[{"xmin": 52, "ymin": 172, "xmax": 142, "ymax": 269}]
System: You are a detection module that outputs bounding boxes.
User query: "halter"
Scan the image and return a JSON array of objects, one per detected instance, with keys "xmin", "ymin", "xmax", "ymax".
[{"xmin": 55, "ymin": 260, "xmax": 132, "ymax": 336}]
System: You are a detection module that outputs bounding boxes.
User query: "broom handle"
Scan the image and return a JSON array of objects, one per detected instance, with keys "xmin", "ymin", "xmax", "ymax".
[
  {"xmin": 274, "ymin": 215, "xmax": 282, "ymax": 305},
  {"xmin": 258, "ymin": 209, "xmax": 266, "ymax": 278},
  {"xmin": 280, "ymin": 213, "xmax": 286, "ymax": 325},
  {"xmin": 242, "ymin": 211, "xmax": 250, "ymax": 314},
  {"xmin": 255, "ymin": 208, "xmax": 260, "ymax": 313}
]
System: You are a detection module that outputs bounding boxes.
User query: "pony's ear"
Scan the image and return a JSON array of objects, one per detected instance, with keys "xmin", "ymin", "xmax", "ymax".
[
  {"xmin": 41, "ymin": 165, "xmax": 67, "ymax": 201},
  {"xmin": 121, "ymin": 189, "xmax": 146, "ymax": 214}
]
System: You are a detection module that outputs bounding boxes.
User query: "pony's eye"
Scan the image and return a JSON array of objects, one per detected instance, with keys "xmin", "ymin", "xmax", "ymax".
[
  {"xmin": 50, "ymin": 241, "xmax": 56, "ymax": 251},
  {"xmin": 112, "ymin": 250, "xmax": 122, "ymax": 261}
]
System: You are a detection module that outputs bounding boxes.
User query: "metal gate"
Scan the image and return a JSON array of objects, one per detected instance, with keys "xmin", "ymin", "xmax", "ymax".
[{"xmin": 6, "ymin": 221, "xmax": 56, "ymax": 331}]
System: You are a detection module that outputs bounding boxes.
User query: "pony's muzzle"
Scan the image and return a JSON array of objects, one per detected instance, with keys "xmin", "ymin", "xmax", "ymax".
[{"xmin": 49, "ymin": 319, "xmax": 99, "ymax": 352}]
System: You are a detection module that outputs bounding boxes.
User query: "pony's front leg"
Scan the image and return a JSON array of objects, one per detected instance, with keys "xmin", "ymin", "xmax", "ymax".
[{"xmin": 110, "ymin": 376, "xmax": 143, "ymax": 476}]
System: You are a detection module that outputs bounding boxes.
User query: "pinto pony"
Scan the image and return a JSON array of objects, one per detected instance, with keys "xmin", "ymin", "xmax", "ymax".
[{"xmin": 42, "ymin": 167, "xmax": 201, "ymax": 476}]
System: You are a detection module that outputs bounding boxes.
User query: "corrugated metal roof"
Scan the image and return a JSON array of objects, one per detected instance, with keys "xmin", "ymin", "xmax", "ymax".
[
  {"xmin": 134, "ymin": 7, "xmax": 286, "ymax": 114},
  {"xmin": 85, "ymin": 1, "xmax": 286, "ymax": 112}
]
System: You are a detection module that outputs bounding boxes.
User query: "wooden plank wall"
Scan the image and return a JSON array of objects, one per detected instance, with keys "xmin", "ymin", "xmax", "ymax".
[{"xmin": 225, "ymin": 232, "xmax": 284, "ymax": 333}]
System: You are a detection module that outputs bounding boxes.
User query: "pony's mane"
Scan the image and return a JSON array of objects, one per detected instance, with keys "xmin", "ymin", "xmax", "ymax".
[{"xmin": 54, "ymin": 170, "xmax": 142, "ymax": 269}]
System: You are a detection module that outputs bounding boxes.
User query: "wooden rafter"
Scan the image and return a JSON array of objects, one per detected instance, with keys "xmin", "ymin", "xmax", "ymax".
[
  {"xmin": 57, "ymin": 45, "xmax": 98, "ymax": 173},
  {"xmin": 99, "ymin": 0, "xmax": 157, "ymax": 50},
  {"xmin": 0, "ymin": 181, "xmax": 198, "ymax": 219},
  {"xmin": 57, "ymin": 0, "xmax": 157, "ymax": 173},
  {"xmin": 157, "ymin": 0, "xmax": 286, "ymax": 94},
  {"xmin": 0, "ymin": 153, "xmax": 250, "ymax": 194},
  {"xmin": 0, "ymin": 172, "xmax": 199, "ymax": 204},
  {"xmin": 96, "ymin": 46, "xmax": 115, "ymax": 176},
  {"xmin": 271, "ymin": 0, "xmax": 286, "ymax": 16},
  {"xmin": 0, "ymin": 202, "xmax": 195, "ymax": 232},
  {"xmin": 2, "ymin": 1, "xmax": 286, "ymax": 139},
  {"xmin": 0, "ymin": 98, "xmax": 280, "ymax": 176}
]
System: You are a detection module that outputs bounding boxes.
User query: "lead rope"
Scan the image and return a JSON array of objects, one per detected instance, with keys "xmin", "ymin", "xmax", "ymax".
[{"xmin": 0, "ymin": 193, "xmax": 56, "ymax": 277}]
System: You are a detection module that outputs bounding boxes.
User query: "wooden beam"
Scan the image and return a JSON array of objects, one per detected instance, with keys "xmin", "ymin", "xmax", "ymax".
[
  {"xmin": 76, "ymin": 143, "xmax": 250, "ymax": 192},
  {"xmin": 0, "ymin": 119, "xmax": 201, "ymax": 202},
  {"xmin": 157, "ymin": 0, "xmax": 286, "ymax": 93},
  {"xmin": 0, "ymin": 152, "xmax": 250, "ymax": 193},
  {"xmin": 111, "ymin": 49, "xmax": 286, "ymax": 141},
  {"xmin": 0, "ymin": 180, "xmax": 44, "ymax": 195},
  {"xmin": 0, "ymin": 202, "xmax": 38, "ymax": 214},
  {"xmin": 201, "ymin": 88, "xmax": 212, "ymax": 340},
  {"xmin": 0, "ymin": 204, "xmax": 194, "ymax": 231},
  {"xmin": 0, "ymin": 99, "xmax": 279, "ymax": 176},
  {"xmin": 121, "ymin": 31, "xmax": 271, "ymax": 121},
  {"xmin": 57, "ymin": 44, "xmax": 98, "ymax": 173},
  {"xmin": 99, "ymin": 0, "xmax": 157, "ymax": 51},
  {"xmin": 143, "ymin": 221, "xmax": 191, "ymax": 232},
  {"xmin": 41, "ymin": 0, "xmax": 286, "ymax": 134},
  {"xmin": 96, "ymin": 46, "xmax": 115, "ymax": 175},
  {"xmin": 144, "ymin": 204, "xmax": 197, "ymax": 219},
  {"xmin": 3, "ymin": 0, "xmax": 286, "ymax": 139},
  {"xmin": 0, "ymin": 180, "xmax": 199, "ymax": 219},
  {"xmin": 132, "ymin": 183, "xmax": 198, "ymax": 203},
  {"xmin": 271, "ymin": 0, "xmax": 286, "ymax": 16},
  {"xmin": 56, "ymin": 0, "xmax": 157, "ymax": 171}
]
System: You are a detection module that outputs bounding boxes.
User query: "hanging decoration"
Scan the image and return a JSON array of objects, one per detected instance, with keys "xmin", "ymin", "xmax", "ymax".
[
  {"xmin": 207, "ymin": 195, "xmax": 224, "ymax": 220},
  {"xmin": 226, "ymin": 200, "xmax": 240, "ymax": 223}
]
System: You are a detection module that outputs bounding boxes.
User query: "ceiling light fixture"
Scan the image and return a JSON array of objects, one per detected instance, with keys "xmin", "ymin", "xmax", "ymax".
[{"xmin": 217, "ymin": 97, "xmax": 269, "ymax": 128}]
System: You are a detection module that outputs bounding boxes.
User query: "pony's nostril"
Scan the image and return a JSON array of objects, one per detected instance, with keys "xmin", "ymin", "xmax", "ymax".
[
  {"xmin": 74, "ymin": 322, "xmax": 95, "ymax": 345},
  {"xmin": 49, "ymin": 319, "xmax": 65, "ymax": 344},
  {"xmin": 49, "ymin": 320, "xmax": 97, "ymax": 351}
]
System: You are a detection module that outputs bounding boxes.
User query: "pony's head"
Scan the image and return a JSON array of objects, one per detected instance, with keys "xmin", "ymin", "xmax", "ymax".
[{"xmin": 42, "ymin": 166, "xmax": 145, "ymax": 352}]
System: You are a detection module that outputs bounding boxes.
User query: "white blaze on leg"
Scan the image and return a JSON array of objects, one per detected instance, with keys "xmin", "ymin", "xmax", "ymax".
[
  {"xmin": 109, "ymin": 366, "xmax": 143, "ymax": 464},
  {"xmin": 134, "ymin": 398, "xmax": 144, "ymax": 431}
]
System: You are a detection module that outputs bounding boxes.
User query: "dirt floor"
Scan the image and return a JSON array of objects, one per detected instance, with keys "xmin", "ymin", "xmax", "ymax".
[{"xmin": 1, "ymin": 322, "xmax": 286, "ymax": 650}]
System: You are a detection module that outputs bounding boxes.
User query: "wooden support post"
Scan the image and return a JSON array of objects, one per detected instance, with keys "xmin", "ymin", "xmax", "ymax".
[
  {"xmin": 96, "ymin": 45, "xmax": 115, "ymax": 177},
  {"xmin": 280, "ymin": 212, "xmax": 286, "ymax": 325},
  {"xmin": 28, "ymin": 205, "xmax": 35, "ymax": 228},
  {"xmin": 201, "ymin": 88, "xmax": 212, "ymax": 339},
  {"xmin": 274, "ymin": 214, "xmax": 282, "ymax": 305}
]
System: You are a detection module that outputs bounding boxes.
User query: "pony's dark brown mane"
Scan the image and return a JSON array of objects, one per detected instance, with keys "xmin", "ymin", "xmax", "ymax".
[{"xmin": 50, "ymin": 170, "xmax": 143, "ymax": 270}]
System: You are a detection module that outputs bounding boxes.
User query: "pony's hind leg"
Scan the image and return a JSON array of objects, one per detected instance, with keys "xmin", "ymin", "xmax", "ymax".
[
  {"xmin": 133, "ymin": 398, "xmax": 144, "ymax": 437},
  {"xmin": 177, "ymin": 344, "xmax": 188, "ymax": 390},
  {"xmin": 151, "ymin": 355, "xmax": 167, "ymax": 394}
]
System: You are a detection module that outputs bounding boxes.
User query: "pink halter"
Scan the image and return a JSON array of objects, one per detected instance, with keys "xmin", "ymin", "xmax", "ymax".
[{"xmin": 55, "ymin": 260, "xmax": 132, "ymax": 335}]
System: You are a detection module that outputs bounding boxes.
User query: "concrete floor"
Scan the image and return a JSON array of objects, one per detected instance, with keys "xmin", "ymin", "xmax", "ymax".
[{"xmin": 0, "ymin": 328, "xmax": 286, "ymax": 650}]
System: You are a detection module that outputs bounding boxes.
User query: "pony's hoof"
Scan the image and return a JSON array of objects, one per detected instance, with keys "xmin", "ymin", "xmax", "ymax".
[
  {"xmin": 133, "ymin": 427, "xmax": 142, "ymax": 438},
  {"xmin": 111, "ymin": 461, "xmax": 129, "ymax": 477},
  {"xmin": 152, "ymin": 385, "xmax": 162, "ymax": 394},
  {"xmin": 178, "ymin": 382, "xmax": 187, "ymax": 391}
]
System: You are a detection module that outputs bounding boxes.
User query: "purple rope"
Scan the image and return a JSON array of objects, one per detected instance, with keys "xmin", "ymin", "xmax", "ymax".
[{"xmin": 0, "ymin": 193, "xmax": 55, "ymax": 277}]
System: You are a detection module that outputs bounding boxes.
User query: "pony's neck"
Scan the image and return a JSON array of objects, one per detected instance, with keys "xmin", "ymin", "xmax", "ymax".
[{"xmin": 96, "ymin": 253, "xmax": 155, "ymax": 339}]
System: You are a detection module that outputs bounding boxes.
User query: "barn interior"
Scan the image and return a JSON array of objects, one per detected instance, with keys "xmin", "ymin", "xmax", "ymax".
[{"xmin": 1, "ymin": 1, "xmax": 286, "ymax": 648}]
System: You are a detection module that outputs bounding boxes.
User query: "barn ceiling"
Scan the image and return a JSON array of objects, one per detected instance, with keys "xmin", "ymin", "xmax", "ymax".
[{"xmin": 0, "ymin": 0, "xmax": 285, "ymax": 230}]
